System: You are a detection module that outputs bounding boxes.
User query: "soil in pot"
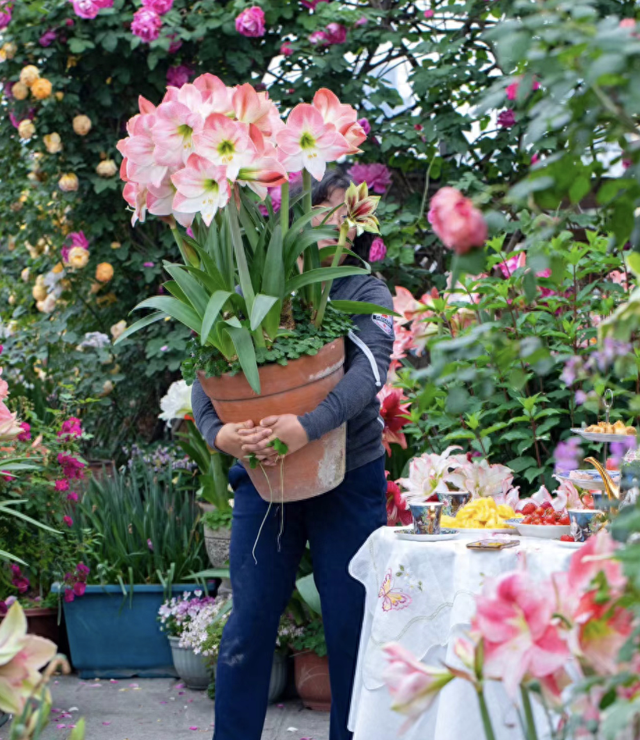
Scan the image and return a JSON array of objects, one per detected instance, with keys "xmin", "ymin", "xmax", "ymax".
[
  {"xmin": 198, "ymin": 338, "xmax": 346, "ymax": 503},
  {"xmin": 294, "ymin": 651, "xmax": 331, "ymax": 712}
]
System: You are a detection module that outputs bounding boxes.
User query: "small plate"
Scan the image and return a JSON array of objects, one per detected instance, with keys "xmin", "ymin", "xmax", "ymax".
[
  {"xmin": 556, "ymin": 470, "xmax": 619, "ymax": 492},
  {"xmin": 454, "ymin": 527, "xmax": 518, "ymax": 536},
  {"xmin": 571, "ymin": 428, "xmax": 636, "ymax": 444},
  {"xmin": 394, "ymin": 528, "xmax": 459, "ymax": 542},
  {"xmin": 555, "ymin": 539, "xmax": 584, "ymax": 549},
  {"xmin": 508, "ymin": 521, "xmax": 571, "ymax": 539}
]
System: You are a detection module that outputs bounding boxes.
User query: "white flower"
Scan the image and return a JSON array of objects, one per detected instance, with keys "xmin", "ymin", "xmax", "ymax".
[
  {"xmin": 399, "ymin": 446, "xmax": 464, "ymax": 501},
  {"xmin": 79, "ymin": 331, "xmax": 111, "ymax": 349},
  {"xmin": 159, "ymin": 380, "xmax": 192, "ymax": 425},
  {"xmin": 455, "ymin": 459, "xmax": 514, "ymax": 500}
]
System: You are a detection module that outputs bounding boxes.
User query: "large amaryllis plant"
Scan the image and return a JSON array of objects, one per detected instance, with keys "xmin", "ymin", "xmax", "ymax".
[{"xmin": 115, "ymin": 75, "xmax": 390, "ymax": 393}]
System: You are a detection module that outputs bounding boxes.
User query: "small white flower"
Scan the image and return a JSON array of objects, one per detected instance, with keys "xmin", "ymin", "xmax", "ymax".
[{"xmin": 159, "ymin": 380, "xmax": 193, "ymax": 425}]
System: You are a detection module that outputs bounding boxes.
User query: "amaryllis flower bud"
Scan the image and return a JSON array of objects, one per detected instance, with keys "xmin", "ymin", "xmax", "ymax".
[
  {"xmin": 96, "ymin": 262, "xmax": 114, "ymax": 282},
  {"xmin": 20, "ymin": 65, "xmax": 40, "ymax": 87},
  {"xmin": 344, "ymin": 180, "xmax": 381, "ymax": 235},
  {"xmin": 58, "ymin": 172, "xmax": 79, "ymax": 192},
  {"xmin": 73, "ymin": 114, "xmax": 92, "ymax": 136},
  {"xmin": 235, "ymin": 6, "xmax": 265, "ymax": 37},
  {"xmin": 31, "ymin": 78, "xmax": 52, "ymax": 100},
  {"xmin": 428, "ymin": 187, "xmax": 487, "ymax": 254},
  {"xmin": 11, "ymin": 82, "xmax": 28, "ymax": 100},
  {"xmin": 18, "ymin": 120, "xmax": 36, "ymax": 140},
  {"xmin": 96, "ymin": 159, "xmax": 117, "ymax": 177}
]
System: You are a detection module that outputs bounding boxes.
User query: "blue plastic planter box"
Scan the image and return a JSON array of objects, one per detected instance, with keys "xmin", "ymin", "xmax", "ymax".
[{"xmin": 56, "ymin": 584, "xmax": 201, "ymax": 679}]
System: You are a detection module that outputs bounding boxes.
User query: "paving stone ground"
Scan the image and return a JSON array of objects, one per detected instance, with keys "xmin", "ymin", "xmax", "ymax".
[{"xmin": 6, "ymin": 676, "xmax": 329, "ymax": 740}]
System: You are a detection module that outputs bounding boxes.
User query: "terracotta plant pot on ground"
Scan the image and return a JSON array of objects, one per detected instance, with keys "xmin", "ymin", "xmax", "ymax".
[
  {"xmin": 294, "ymin": 651, "xmax": 331, "ymax": 712},
  {"xmin": 198, "ymin": 339, "xmax": 346, "ymax": 503}
]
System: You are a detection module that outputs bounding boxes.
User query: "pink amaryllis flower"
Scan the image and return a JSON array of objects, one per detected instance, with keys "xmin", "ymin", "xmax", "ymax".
[
  {"xmin": 192, "ymin": 73, "xmax": 234, "ymax": 117},
  {"xmin": 146, "ymin": 172, "xmax": 194, "ymax": 228},
  {"xmin": 193, "ymin": 114, "xmax": 255, "ymax": 180},
  {"xmin": 0, "ymin": 400, "xmax": 22, "ymax": 443},
  {"xmin": 428, "ymin": 187, "xmax": 487, "ymax": 254},
  {"xmin": 378, "ymin": 385, "xmax": 411, "ymax": 455},
  {"xmin": 171, "ymin": 154, "xmax": 231, "ymax": 226},
  {"xmin": 399, "ymin": 446, "xmax": 463, "ymax": 501},
  {"xmin": 276, "ymin": 103, "xmax": 350, "ymax": 180},
  {"xmin": 131, "ymin": 7, "xmax": 162, "ymax": 43},
  {"xmin": 386, "ymin": 477, "xmax": 411, "ymax": 526},
  {"xmin": 232, "ymin": 84, "xmax": 283, "ymax": 140},
  {"xmin": 152, "ymin": 95, "xmax": 205, "ymax": 168},
  {"xmin": 472, "ymin": 570, "xmax": 571, "ymax": 697},
  {"xmin": 567, "ymin": 531, "xmax": 626, "ymax": 598},
  {"xmin": 123, "ymin": 181, "xmax": 149, "ymax": 226},
  {"xmin": 344, "ymin": 181, "xmax": 380, "ymax": 235},
  {"xmin": 312, "ymin": 88, "xmax": 367, "ymax": 154},
  {"xmin": 382, "ymin": 643, "xmax": 454, "ymax": 733},
  {"xmin": 235, "ymin": 6, "xmax": 265, "ymax": 37},
  {"xmin": 117, "ymin": 101, "xmax": 168, "ymax": 188},
  {"xmin": 348, "ymin": 162, "xmax": 392, "ymax": 194}
]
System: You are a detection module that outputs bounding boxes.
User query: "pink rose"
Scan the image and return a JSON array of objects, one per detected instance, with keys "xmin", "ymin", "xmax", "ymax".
[
  {"xmin": 280, "ymin": 41, "xmax": 293, "ymax": 56},
  {"xmin": 498, "ymin": 109, "xmax": 516, "ymax": 127},
  {"xmin": 309, "ymin": 30, "xmax": 328, "ymax": 45},
  {"xmin": 369, "ymin": 237, "xmax": 387, "ymax": 262},
  {"xmin": 142, "ymin": 0, "xmax": 173, "ymax": 13},
  {"xmin": 67, "ymin": 491, "xmax": 79, "ymax": 502},
  {"xmin": 355, "ymin": 16, "xmax": 368, "ymax": 27},
  {"xmin": 357, "ymin": 117, "xmax": 371, "ymax": 135},
  {"xmin": 325, "ymin": 22, "xmax": 347, "ymax": 44},
  {"xmin": 70, "ymin": 0, "xmax": 105, "ymax": 19},
  {"xmin": 55, "ymin": 479, "xmax": 70, "ymax": 492},
  {"xmin": 64, "ymin": 588, "xmax": 75, "ymax": 603},
  {"xmin": 166, "ymin": 64, "xmax": 192, "ymax": 88},
  {"xmin": 73, "ymin": 581, "xmax": 86, "ymax": 597},
  {"xmin": 424, "ymin": 9, "xmax": 434, "ymax": 18},
  {"xmin": 167, "ymin": 33, "xmax": 182, "ymax": 53},
  {"xmin": 348, "ymin": 163, "xmax": 392, "ymax": 194},
  {"xmin": 131, "ymin": 7, "xmax": 162, "ymax": 43},
  {"xmin": 427, "ymin": 187, "xmax": 487, "ymax": 254},
  {"xmin": 301, "ymin": 0, "xmax": 327, "ymax": 8},
  {"xmin": 63, "ymin": 515, "xmax": 74, "ymax": 527},
  {"xmin": 39, "ymin": 29, "xmax": 57, "ymax": 46},
  {"xmin": 0, "ymin": 3, "xmax": 11, "ymax": 29},
  {"xmin": 235, "ymin": 6, "xmax": 265, "ymax": 38},
  {"xmin": 17, "ymin": 422, "xmax": 31, "ymax": 442}
]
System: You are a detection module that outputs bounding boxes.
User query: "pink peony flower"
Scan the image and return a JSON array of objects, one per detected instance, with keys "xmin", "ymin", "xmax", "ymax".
[
  {"xmin": 309, "ymin": 30, "xmax": 329, "ymax": 45},
  {"xmin": 142, "ymin": 0, "xmax": 173, "ymax": 13},
  {"xmin": 131, "ymin": 7, "xmax": 162, "ymax": 43},
  {"xmin": 348, "ymin": 163, "xmax": 392, "ymax": 194},
  {"xmin": 382, "ymin": 643, "xmax": 454, "ymax": 732},
  {"xmin": 280, "ymin": 41, "xmax": 293, "ymax": 56},
  {"xmin": 325, "ymin": 22, "xmax": 347, "ymax": 44},
  {"xmin": 235, "ymin": 6, "xmax": 265, "ymax": 38},
  {"xmin": 357, "ymin": 117, "xmax": 371, "ymax": 135},
  {"xmin": 424, "ymin": 9, "xmax": 434, "ymax": 18},
  {"xmin": 63, "ymin": 515, "xmax": 74, "ymax": 528},
  {"xmin": 39, "ymin": 29, "xmax": 58, "ymax": 46},
  {"xmin": 567, "ymin": 531, "xmax": 626, "ymax": 598},
  {"xmin": 17, "ymin": 423, "xmax": 31, "ymax": 442},
  {"xmin": 498, "ymin": 109, "xmax": 516, "ymax": 128},
  {"xmin": 473, "ymin": 570, "xmax": 571, "ymax": 697},
  {"xmin": 428, "ymin": 187, "xmax": 487, "ymax": 254},
  {"xmin": 166, "ymin": 64, "xmax": 192, "ymax": 88},
  {"xmin": 55, "ymin": 479, "xmax": 69, "ymax": 492},
  {"xmin": 369, "ymin": 237, "xmax": 387, "ymax": 262}
]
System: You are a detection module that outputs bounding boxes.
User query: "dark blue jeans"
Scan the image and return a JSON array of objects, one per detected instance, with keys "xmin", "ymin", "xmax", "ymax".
[{"xmin": 213, "ymin": 456, "xmax": 387, "ymax": 740}]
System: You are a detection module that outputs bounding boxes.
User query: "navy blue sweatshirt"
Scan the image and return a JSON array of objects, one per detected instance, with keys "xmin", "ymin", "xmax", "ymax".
[{"xmin": 191, "ymin": 274, "xmax": 395, "ymax": 472}]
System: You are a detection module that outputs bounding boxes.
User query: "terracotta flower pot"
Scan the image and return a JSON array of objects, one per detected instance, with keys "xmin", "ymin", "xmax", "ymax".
[
  {"xmin": 294, "ymin": 651, "xmax": 331, "ymax": 712},
  {"xmin": 198, "ymin": 339, "xmax": 346, "ymax": 502},
  {"xmin": 24, "ymin": 607, "xmax": 61, "ymax": 645}
]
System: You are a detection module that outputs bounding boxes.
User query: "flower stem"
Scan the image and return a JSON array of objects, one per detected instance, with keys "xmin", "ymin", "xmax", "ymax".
[
  {"xmin": 520, "ymin": 686, "xmax": 539, "ymax": 740},
  {"xmin": 302, "ymin": 169, "xmax": 312, "ymax": 215},
  {"xmin": 477, "ymin": 689, "xmax": 497, "ymax": 740},
  {"xmin": 280, "ymin": 181, "xmax": 290, "ymax": 241},
  {"xmin": 314, "ymin": 222, "xmax": 349, "ymax": 328}
]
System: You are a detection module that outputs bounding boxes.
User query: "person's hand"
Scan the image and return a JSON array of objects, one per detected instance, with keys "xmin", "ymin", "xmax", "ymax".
[
  {"xmin": 216, "ymin": 421, "xmax": 277, "ymax": 464},
  {"xmin": 259, "ymin": 414, "xmax": 309, "ymax": 456}
]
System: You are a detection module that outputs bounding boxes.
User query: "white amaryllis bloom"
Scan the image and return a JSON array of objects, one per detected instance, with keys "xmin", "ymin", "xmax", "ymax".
[
  {"xmin": 399, "ymin": 446, "xmax": 464, "ymax": 502},
  {"xmin": 456, "ymin": 458, "xmax": 515, "ymax": 500},
  {"xmin": 159, "ymin": 380, "xmax": 192, "ymax": 425}
]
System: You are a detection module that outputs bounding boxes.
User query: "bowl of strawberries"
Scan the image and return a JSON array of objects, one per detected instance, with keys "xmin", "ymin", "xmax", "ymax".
[{"xmin": 505, "ymin": 501, "xmax": 571, "ymax": 539}]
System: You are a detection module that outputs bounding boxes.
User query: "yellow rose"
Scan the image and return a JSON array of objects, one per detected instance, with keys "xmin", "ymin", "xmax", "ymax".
[
  {"xmin": 55, "ymin": 92, "xmax": 64, "ymax": 102},
  {"xmin": 31, "ymin": 78, "xmax": 52, "ymax": 100},
  {"xmin": 21, "ymin": 268, "xmax": 30, "ymax": 282},
  {"xmin": 95, "ymin": 262, "xmax": 114, "ymax": 283},
  {"xmin": 110, "ymin": 241, "xmax": 121, "ymax": 250},
  {"xmin": 8, "ymin": 295, "xmax": 15, "ymax": 306},
  {"xmin": 2, "ymin": 42, "xmax": 17, "ymax": 60},
  {"xmin": 43, "ymin": 132, "xmax": 62, "ymax": 154},
  {"xmin": 58, "ymin": 173, "xmax": 79, "ymax": 192},
  {"xmin": 32, "ymin": 283, "xmax": 47, "ymax": 301},
  {"xmin": 11, "ymin": 82, "xmax": 29, "ymax": 101},
  {"xmin": 20, "ymin": 65, "xmax": 40, "ymax": 87},
  {"xmin": 52, "ymin": 262, "xmax": 65, "ymax": 274},
  {"xmin": 96, "ymin": 159, "xmax": 117, "ymax": 178},
  {"xmin": 101, "ymin": 380, "xmax": 114, "ymax": 396},
  {"xmin": 18, "ymin": 120, "xmax": 35, "ymax": 140},
  {"xmin": 68, "ymin": 246, "xmax": 89, "ymax": 269},
  {"xmin": 36, "ymin": 294, "xmax": 57, "ymax": 314},
  {"xmin": 72, "ymin": 115, "xmax": 92, "ymax": 136},
  {"xmin": 110, "ymin": 320, "xmax": 127, "ymax": 341}
]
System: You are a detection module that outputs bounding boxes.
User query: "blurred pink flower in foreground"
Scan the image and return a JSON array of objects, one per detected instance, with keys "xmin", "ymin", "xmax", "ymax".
[{"xmin": 428, "ymin": 187, "xmax": 487, "ymax": 254}]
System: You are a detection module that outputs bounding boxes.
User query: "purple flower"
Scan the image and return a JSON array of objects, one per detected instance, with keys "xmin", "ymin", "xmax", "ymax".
[
  {"xmin": 131, "ymin": 7, "xmax": 162, "ymax": 43},
  {"xmin": 590, "ymin": 337, "xmax": 632, "ymax": 373},
  {"xmin": 348, "ymin": 163, "xmax": 392, "ymax": 194},
  {"xmin": 369, "ymin": 237, "xmax": 387, "ymax": 262},
  {"xmin": 143, "ymin": 261, "xmax": 155, "ymax": 268},
  {"xmin": 357, "ymin": 117, "xmax": 371, "ymax": 135},
  {"xmin": 355, "ymin": 16, "xmax": 368, "ymax": 27},
  {"xmin": 147, "ymin": 539, "xmax": 154, "ymax": 551},
  {"xmin": 39, "ymin": 28, "xmax": 58, "ymax": 46},
  {"xmin": 498, "ymin": 109, "xmax": 516, "ymax": 128},
  {"xmin": 553, "ymin": 437, "xmax": 582, "ymax": 474},
  {"xmin": 574, "ymin": 390, "xmax": 588, "ymax": 405},
  {"xmin": 610, "ymin": 438, "xmax": 635, "ymax": 467},
  {"xmin": 166, "ymin": 64, "xmax": 192, "ymax": 88},
  {"xmin": 561, "ymin": 356, "xmax": 582, "ymax": 386},
  {"xmin": 0, "ymin": 2, "xmax": 12, "ymax": 29}
]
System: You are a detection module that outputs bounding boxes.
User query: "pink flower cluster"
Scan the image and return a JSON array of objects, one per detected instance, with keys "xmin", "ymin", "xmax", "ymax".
[
  {"xmin": 58, "ymin": 453, "xmax": 85, "ymax": 480},
  {"xmin": 63, "ymin": 562, "xmax": 90, "ymax": 602},
  {"xmin": 129, "ymin": 0, "xmax": 173, "ymax": 44},
  {"xmin": 235, "ymin": 6, "xmax": 265, "ymax": 38},
  {"xmin": 348, "ymin": 163, "xmax": 392, "ymax": 194},
  {"xmin": 58, "ymin": 417, "xmax": 83, "ymax": 439},
  {"xmin": 61, "ymin": 231, "xmax": 90, "ymax": 263},
  {"xmin": 309, "ymin": 22, "xmax": 347, "ymax": 46},
  {"xmin": 118, "ymin": 78, "xmax": 366, "ymax": 227},
  {"xmin": 69, "ymin": 0, "xmax": 113, "ymax": 21},
  {"xmin": 10, "ymin": 564, "xmax": 30, "ymax": 594}
]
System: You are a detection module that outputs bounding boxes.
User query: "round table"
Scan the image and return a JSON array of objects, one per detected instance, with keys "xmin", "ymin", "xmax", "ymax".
[{"xmin": 348, "ymin": 527, "xmax": 576, "ymax": 740}]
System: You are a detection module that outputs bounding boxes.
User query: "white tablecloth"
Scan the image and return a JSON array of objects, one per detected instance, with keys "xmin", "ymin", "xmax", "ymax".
[{"xmin": 348, "ymin": 528, "xmax": 576, "ymax": 740}]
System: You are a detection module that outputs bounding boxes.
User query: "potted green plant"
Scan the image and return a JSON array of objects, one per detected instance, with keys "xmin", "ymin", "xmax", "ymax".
[
  {"xmin": 116, "ymin": 76, "xmax": 393, "ymax": 502},
  {"xmin": 201, "ymin": 509, "xmax": 233, "ymax": 570}
]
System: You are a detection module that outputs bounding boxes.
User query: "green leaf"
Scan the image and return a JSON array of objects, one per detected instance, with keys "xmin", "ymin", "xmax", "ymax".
[
  {"xmin": 224, "ymin": 324, "xmax": 260, "ymax": 394},
  {"xmin": 507, "ymin": 456, "xmax": 537, "ymax": 473},
  {"xmin": 569, "ymin": 175, "xmax": 590, "ymax": 204},
  {"xmin": 330, "ymin": 300, "xmax": 401, "ymax": 318},
  {"xmin": 250, "ymin": 294, "xmax": 279, "ymax": 331},
  {"xmin": 296, "ymin": 573, "xmax": 322, "ymax": 614},
  {"xmin": 286, "ymin": 266, "xmax": 369, "ymax": 293},
  {"xmin": 201, "ymin": 291, "xmax": 232, "ymax": 346},
  {"xmin": 133, "ymin": 296, "xmax": 202, "ymax": 335},
  {"xmin": 162, "ymin": 262, "xmax": 209, "ymax": 317},
  {"xmin": 114, "ymin": 312, "xmax": 165, "ymax": 345}
]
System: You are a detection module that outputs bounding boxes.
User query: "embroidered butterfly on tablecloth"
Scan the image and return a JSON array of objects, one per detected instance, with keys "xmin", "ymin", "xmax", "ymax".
[{"xmin": 378, "ymin": 569, "xmax": 412, "ymax": 612}]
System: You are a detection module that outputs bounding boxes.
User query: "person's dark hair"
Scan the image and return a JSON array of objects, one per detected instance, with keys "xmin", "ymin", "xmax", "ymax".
[{"xmin": 290, "ymin": 167, "xmax": 375, "ymax": 265}]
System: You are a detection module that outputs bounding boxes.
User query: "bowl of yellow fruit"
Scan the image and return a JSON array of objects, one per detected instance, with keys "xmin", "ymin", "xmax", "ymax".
[{"xmin": 441, "ymin": 497, "xmax": 521, "ymax": 534}]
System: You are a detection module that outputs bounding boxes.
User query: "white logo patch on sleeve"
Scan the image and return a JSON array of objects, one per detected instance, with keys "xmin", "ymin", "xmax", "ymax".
[{"xmin": 372, "ymin": 314, "xmax": 393, "ymax": 336}]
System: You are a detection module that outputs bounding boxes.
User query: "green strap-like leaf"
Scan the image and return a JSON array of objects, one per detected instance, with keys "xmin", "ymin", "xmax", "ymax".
[
  {"xmin": 201, "ymin": 290, "xmax": 232, "ymax": 346},
  {"xmin": 223, "ymin": 324, "xmax": 260, "ymax": 394},
  {"xmin": 0, "ymin": 504, "xmax": 60, "ymax": 534},
  {"xmin": 250, "ymin": 294, "xmax": 279, "ymax": 331},
  {"xmin": 164, "ymin": 280, "xmax": 189, "ymax": 303},
  {"xmin": 330, "ymin": 300, "xmax": 401, "ymax": 317},
  {"xmin": 114, "ymin": 312, "xmax": 165, "ymax": 345},
  {"xmin": 133, "ymin": 296, "xmax": 202, "ymax": 335},
  {"xmin": 295, "ymin": 573, "xmax": 322, "ymax": 615},
  {"xmin": 0, "ymin": 549, "xmax": 27, "ymax": 564},
  {"xmin": 163, "ymin": 262, "xmax": 209, "ymax": 317},
  {"xmin": 286, "ymin": 266, "xmax": 370, "ymax": 293}
]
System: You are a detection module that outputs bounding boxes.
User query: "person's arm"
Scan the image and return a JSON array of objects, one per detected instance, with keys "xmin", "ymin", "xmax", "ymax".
[
  {"xmin": 191, "ymin": 378, "xmax": 276, "ymax": 462},
  {"xmin": 298, "ymin": 280, "xmax": 394, "ymax": 441}
]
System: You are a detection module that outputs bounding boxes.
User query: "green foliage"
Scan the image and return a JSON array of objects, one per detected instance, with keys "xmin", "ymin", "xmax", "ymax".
[
  {"xmin": 290, "ymin": 617, "xmax": 327, "ymax": 659},
  {"xmin": 201, "ymin": 508, "xmax": 232, "ymax": 532}
]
